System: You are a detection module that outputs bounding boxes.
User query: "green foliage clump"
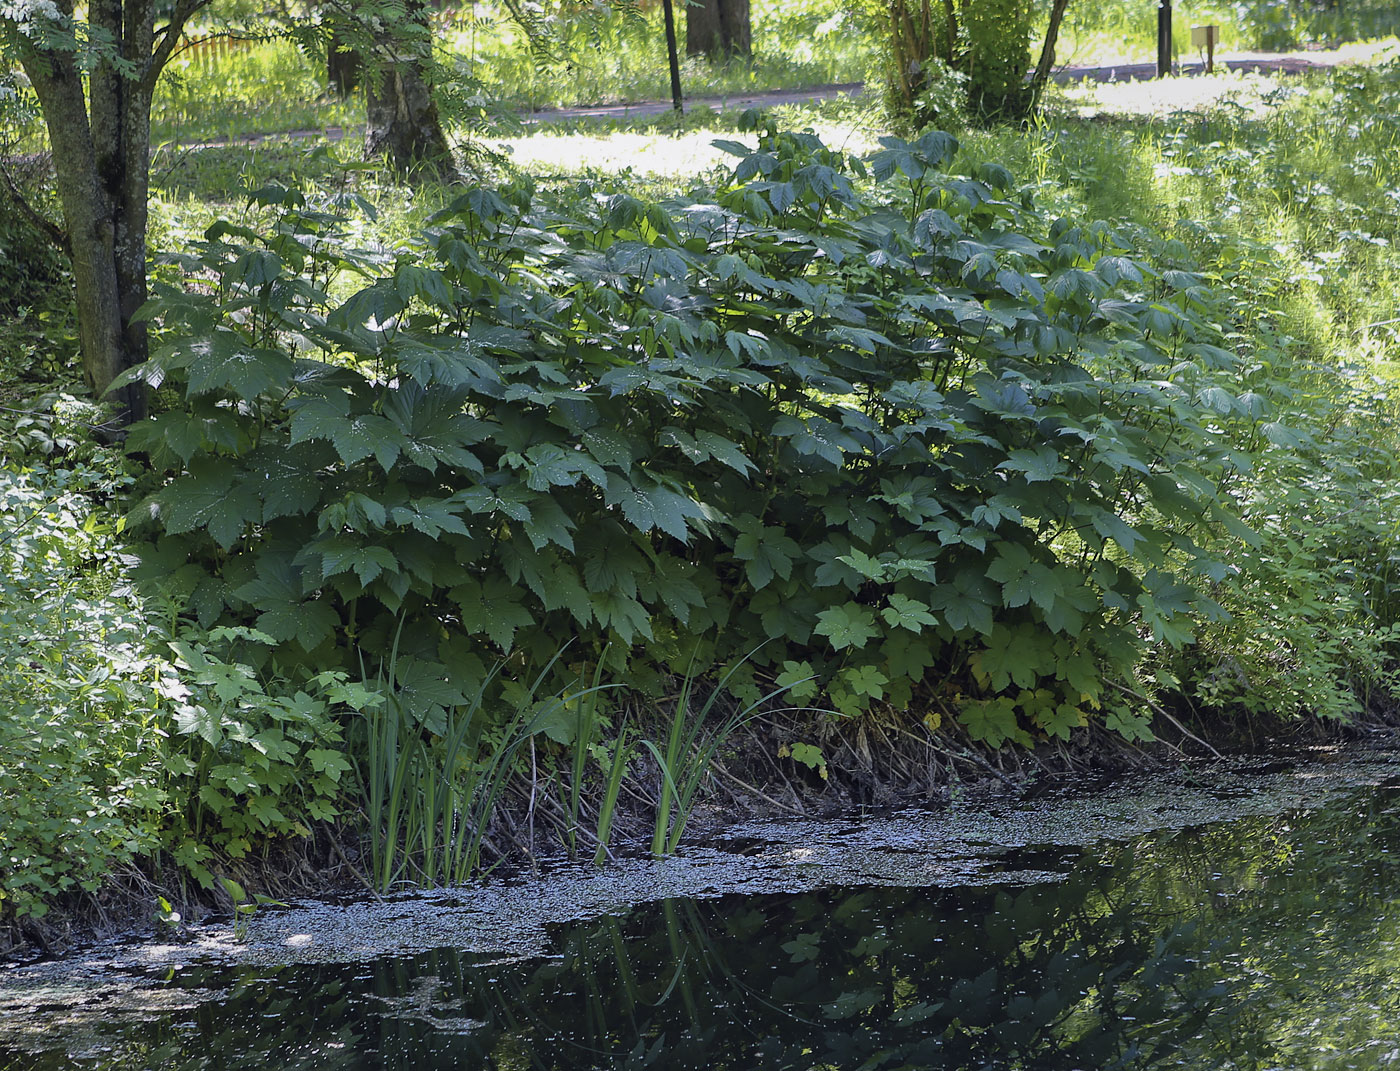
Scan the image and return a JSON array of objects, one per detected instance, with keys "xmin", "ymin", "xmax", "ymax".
[
  {"xmin": 854, "ymin": 0, "xmax": 1034, "ymax": 127},
  {"xmin": 157, "ymin": 628, "xmax": 355, "ymax": 886},
  {"xmin": 962, "ymin": 64, "xmax": 1400, "ymax": 724},
  {"xmin": 0, "ymin": 421, "xmax": 165, "ymax": 919},
  {"xmin": 960, "ymin": 0, "xmax": 1032, "ymax": 123},
  {"xmin": 125, "ymin": 118, "xmax": 1259, "ymax": 752},
  {"xmin": 0, "ymin": 401, "xmax": 354, "ymax": 920}
]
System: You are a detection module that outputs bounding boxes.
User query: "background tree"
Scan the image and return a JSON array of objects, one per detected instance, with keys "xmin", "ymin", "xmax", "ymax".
[
  {"xmin": 869, "ymin": 0, "xmax": 1071, "ymax": 125},
  {"xmin": 362, "ymin": 0, "xmax": 453, "ymax": 178},
  {"xmin": 0, "ymin": 0, "xmax": 212, "ymax": 424},
  {"xmin": 685, "ymin": 0, "xmax": 750, "ymax": 58}
]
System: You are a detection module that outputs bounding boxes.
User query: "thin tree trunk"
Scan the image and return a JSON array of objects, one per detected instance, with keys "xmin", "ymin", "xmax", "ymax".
[
  {"xmin": 662, "ymin": 0, "xmax": 684, "ymax": 114},
  {"xmin": 1029, "ymin": 0, "xmax": 1072, "ymax": 107}
]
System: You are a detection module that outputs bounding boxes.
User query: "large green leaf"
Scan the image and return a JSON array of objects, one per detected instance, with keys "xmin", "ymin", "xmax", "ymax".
[{"xmin": 451, "ymin": 576, "xmax": 535, "ymax": 651}]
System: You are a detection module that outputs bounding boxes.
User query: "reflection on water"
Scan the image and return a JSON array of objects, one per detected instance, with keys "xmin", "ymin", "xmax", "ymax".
[{"xmin": 8, "ymin": 780, "xmax": 1400, "ymax": 1070}]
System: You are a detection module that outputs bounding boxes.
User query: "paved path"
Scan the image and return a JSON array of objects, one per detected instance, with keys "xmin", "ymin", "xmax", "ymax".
[
  {"xmin": 523, "ymin": 45, "xmax": 1388, "ymax": 124},
  {"xmin": 149, "ymin": 44, "xmax": 1387, "ymax": 150}
]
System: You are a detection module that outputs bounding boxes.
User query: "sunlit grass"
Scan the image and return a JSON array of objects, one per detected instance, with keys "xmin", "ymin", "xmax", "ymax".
[
  {"xmin": 486, "ymin": 98, "xmax": 881, "ymax": 185},
  {"xmin": 152, "ymin": 38, "xmax": 361, "ymax": 144}
]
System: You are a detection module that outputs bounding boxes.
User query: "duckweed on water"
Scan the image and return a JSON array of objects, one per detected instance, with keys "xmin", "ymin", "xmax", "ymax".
[{"xmin": 2, "ymin": 744, "xmax": 1400, "ymax": 1069}]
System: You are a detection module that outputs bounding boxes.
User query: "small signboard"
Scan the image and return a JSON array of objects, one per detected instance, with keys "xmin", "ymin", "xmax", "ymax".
[{"xmin": 1191, "ymin": 24, "xmax": 1220, "ymax": 72}]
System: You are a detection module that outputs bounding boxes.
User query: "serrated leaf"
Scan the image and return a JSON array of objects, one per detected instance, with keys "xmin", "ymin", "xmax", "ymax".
[
  {"xmin": 694, "ymin": 429, "xmax": 755, "ymax": 474},
  {"xmin": 291, "ymin": 399, "xmax": 404, "ymax": 470},
  {"xmin": 958, "ymin": 696, "xmax": 1025, "ymax": 748},
  {"xmin": 842, "ymin": 664, "xmax": 888, "ymax": 700},
  {"xmin": 589, "ymin": 588, "xmax": 654, "ymax": 644},
  {"xmin": 521, "ymin": 495, "xmax": 577, "ymax": 551},
  {"xmin": 393, "ymin": 657, "xmax": 467, "ymax": 722},
  {"xmin": 733, "ymin": 518, "xmax": 799, "ymax": 590},
  {"xmin": 775, "ymin": 660, "xmax": 819, "ymax": 702},
  {"xmin": 521, "ymin": 442, "xmax": 606, "ymax": 491},
  {"xmin": 653, "ymin": 558, "xmax": 706, "ymax": 625},
  {"xmin": 604, "ymin": 473, "xmax": 700, "ymax": 542},
  {"xmin": 451, "ymin": 576, "xmax": 535, "ymax": 651},
  {"xmin": 1089, "ymin": 508, "xmax": 1145, "ymax": 554},
  {"xmin": 306, "ymin": 748, "xmax": 351, "ymax": 780},
  {"xmin": 454, "ymin": 485, "xmax": 532, "ymax": 523},
  {"xmin": 255, "ymin": 600, "xmax": 338, "ymax": 651},
  {"xmin": 185, "ymin": 336, "xmax": 295, "ymax": 401},
  {"xmin": 583, "ymin": 426, "xmax": 635, "ymax": 468},
  {"xmin": 249, "ymin": 440, "xmax": 334, "ymax": 522},
  {"xmin": 175, "ymin": 703, "xmax": 224, "ymax": 746},
  {"xmin": 880, "ymin": 593, "xmax": 938, "ymax": 632},
  {"xmin": 383, "ymin": 381, "xmax": 487, "ymax": 474},
  {"xmin": 389, "ymin": 497, "xmax": 473, "ymax": 539},
  {"xmin": 712, "ymin": 138, "xmax": 754, "ymax": 158},
  {"xmin": 999, "ymin": 446, "xmax": 1065, "ymax": 484},
  {"xmin": 161, "ymin": 458, "xmax": 261, "ymax": 549},
  {"xmin": 814, "ymin": 602, "xmax": 881, "ymax": 651}
]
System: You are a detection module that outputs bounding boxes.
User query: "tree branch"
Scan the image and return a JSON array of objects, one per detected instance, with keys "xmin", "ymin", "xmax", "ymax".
[
  {"xmin": 0, "ymin": 157, "xmax": 70, "ymax": 257},
  {"xmin": 147, "ymin": 0, "xmax": 215, "ymax": 87}
]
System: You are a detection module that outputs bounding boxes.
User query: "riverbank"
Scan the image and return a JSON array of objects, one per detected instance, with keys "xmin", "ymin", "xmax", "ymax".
[
  {"xmin": 5, "ymin": 702, "xmax": 1397, "ymax": 967},
  {"xmin": 6, "ymin": 742, "xmax": 1400, "ymax": 1070},
  {"xmin": 8, "ymin": 60, "xmax": 1400, "ymax": 968}
]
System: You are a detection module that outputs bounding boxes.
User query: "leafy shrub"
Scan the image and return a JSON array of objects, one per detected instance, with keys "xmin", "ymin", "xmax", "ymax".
[
  {"xmin": 854, "ymin": 0, "xmax": 1034, "ymax": 127},
  {"xmin": 124, "ymin": 118, "xmax": 1264, "ymax": 752},
  {"xmin": 0, "ymin": 400, "xmax": 354, "ymax": 918},
  {"xmin": 158, "ymin": 627, "xmax": 355, "ymax": 886},
  {"xmin": 958, "ymin": 67, "xmax": 1400, "ymax": 724},
  {"xmin": 0, "ymin": 441, "xmax": 166, "ymax": 918}
]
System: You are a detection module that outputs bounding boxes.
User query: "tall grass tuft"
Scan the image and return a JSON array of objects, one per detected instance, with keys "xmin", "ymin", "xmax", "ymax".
[
  {"xmin": 359, "ymin": 644, "xmax": 605, "ymax": 891},
  {"xmin": 644, "ymin": 652, "xmax": 798, "ymax": 857}
]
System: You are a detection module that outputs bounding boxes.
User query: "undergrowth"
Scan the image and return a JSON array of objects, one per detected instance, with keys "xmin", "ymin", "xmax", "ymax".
[{"xmin": 9, "ymin": 63, "xmax": 1400, "ymax": 932}]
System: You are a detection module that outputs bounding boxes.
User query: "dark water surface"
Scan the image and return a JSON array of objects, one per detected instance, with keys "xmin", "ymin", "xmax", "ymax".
[{"xmin": 6, "ymin": 762, "xmax": 1400, "ymax": 1069}]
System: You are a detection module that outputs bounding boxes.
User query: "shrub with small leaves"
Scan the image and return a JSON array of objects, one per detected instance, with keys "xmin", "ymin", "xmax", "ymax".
[
  {"xmin": 0, "ymin": 399, "xmax": 355, "ymax": 918},
  {"xmin": 0, "ymin": 456, "xmax": 167, "ymax": 919}
]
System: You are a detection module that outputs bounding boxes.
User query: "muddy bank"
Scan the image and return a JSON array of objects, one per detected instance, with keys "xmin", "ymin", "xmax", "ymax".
[
  {"xmin": 2, "ymin": 702, "xmax": 1395, "ymax": 966},
  {"xmin": 3, "ymin": 743, "xmax": 1397, "ymax": 1004}
]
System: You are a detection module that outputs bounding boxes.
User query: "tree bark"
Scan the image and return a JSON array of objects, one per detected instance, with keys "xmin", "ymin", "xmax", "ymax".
[
  {"xmin": 1028, "ymin": 0, "xmax": 1072, "ymax": 107},
  {"xmin": 328, "ymin": 27, "xmax": 362, "ymax": 97},
  {"xmin": 685, "ymin": 0, "xmax": 750, "ymax": 59},
  {"xmin": 363, "ymin": 0, "xmax": 454, "ymax": 179},
  {"xmin": 7, "ymin": 0, "xmax": 207, "ymax": 426}
]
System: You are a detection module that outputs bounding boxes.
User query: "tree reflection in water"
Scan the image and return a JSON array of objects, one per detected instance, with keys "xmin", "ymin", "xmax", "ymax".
[{"xmin": 8, "ymin": 780, "xmax": 1400, "ymax": 1070}]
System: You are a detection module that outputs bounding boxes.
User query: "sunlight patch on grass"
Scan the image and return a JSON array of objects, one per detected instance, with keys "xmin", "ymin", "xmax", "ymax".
[
  {"xmin": 491, "ymin": 120, "xmax": 880, "ymax": 180},
  {"xmin": 1049, "ymin": 38, "xmax": 1400, "ymax": 119}
]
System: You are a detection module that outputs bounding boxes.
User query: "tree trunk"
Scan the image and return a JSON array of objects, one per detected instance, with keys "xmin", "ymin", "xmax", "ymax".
[
  {"xmin": 1028, "ymin": 0, "xmax": 1072, "ymax": 108},
  {"xmin": 11, "ymin": 0, "xmax": 192, "ymax": 425},
  {"xmin": 364, "ymin": 1, "xmax": 454, "ymax": 179},
  {"xmin": 328, "ymin": 27, "xmax": 362, "ymax": 97},
  {"xmin": 685, "ymin": 0, "xmax": 751, "ymax": 59},
  {"xmin": 7, "ymin": 0, "xmax": 206, "ymax": 427}
]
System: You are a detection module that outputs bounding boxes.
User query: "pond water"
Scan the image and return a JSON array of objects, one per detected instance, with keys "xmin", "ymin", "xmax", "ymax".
[{"xmin": 5, "ymin": 750, "xmax": 1400, "ymax": 1070}]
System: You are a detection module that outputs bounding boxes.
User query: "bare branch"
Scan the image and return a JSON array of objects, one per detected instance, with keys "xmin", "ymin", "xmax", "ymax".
[
  {"xmin": 0, "ymin": 157, "xmax": 69, "ymax": 256},
  {"xmin": 147, "ymin": 0, "xmax": 215, "ymax": 85}
]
